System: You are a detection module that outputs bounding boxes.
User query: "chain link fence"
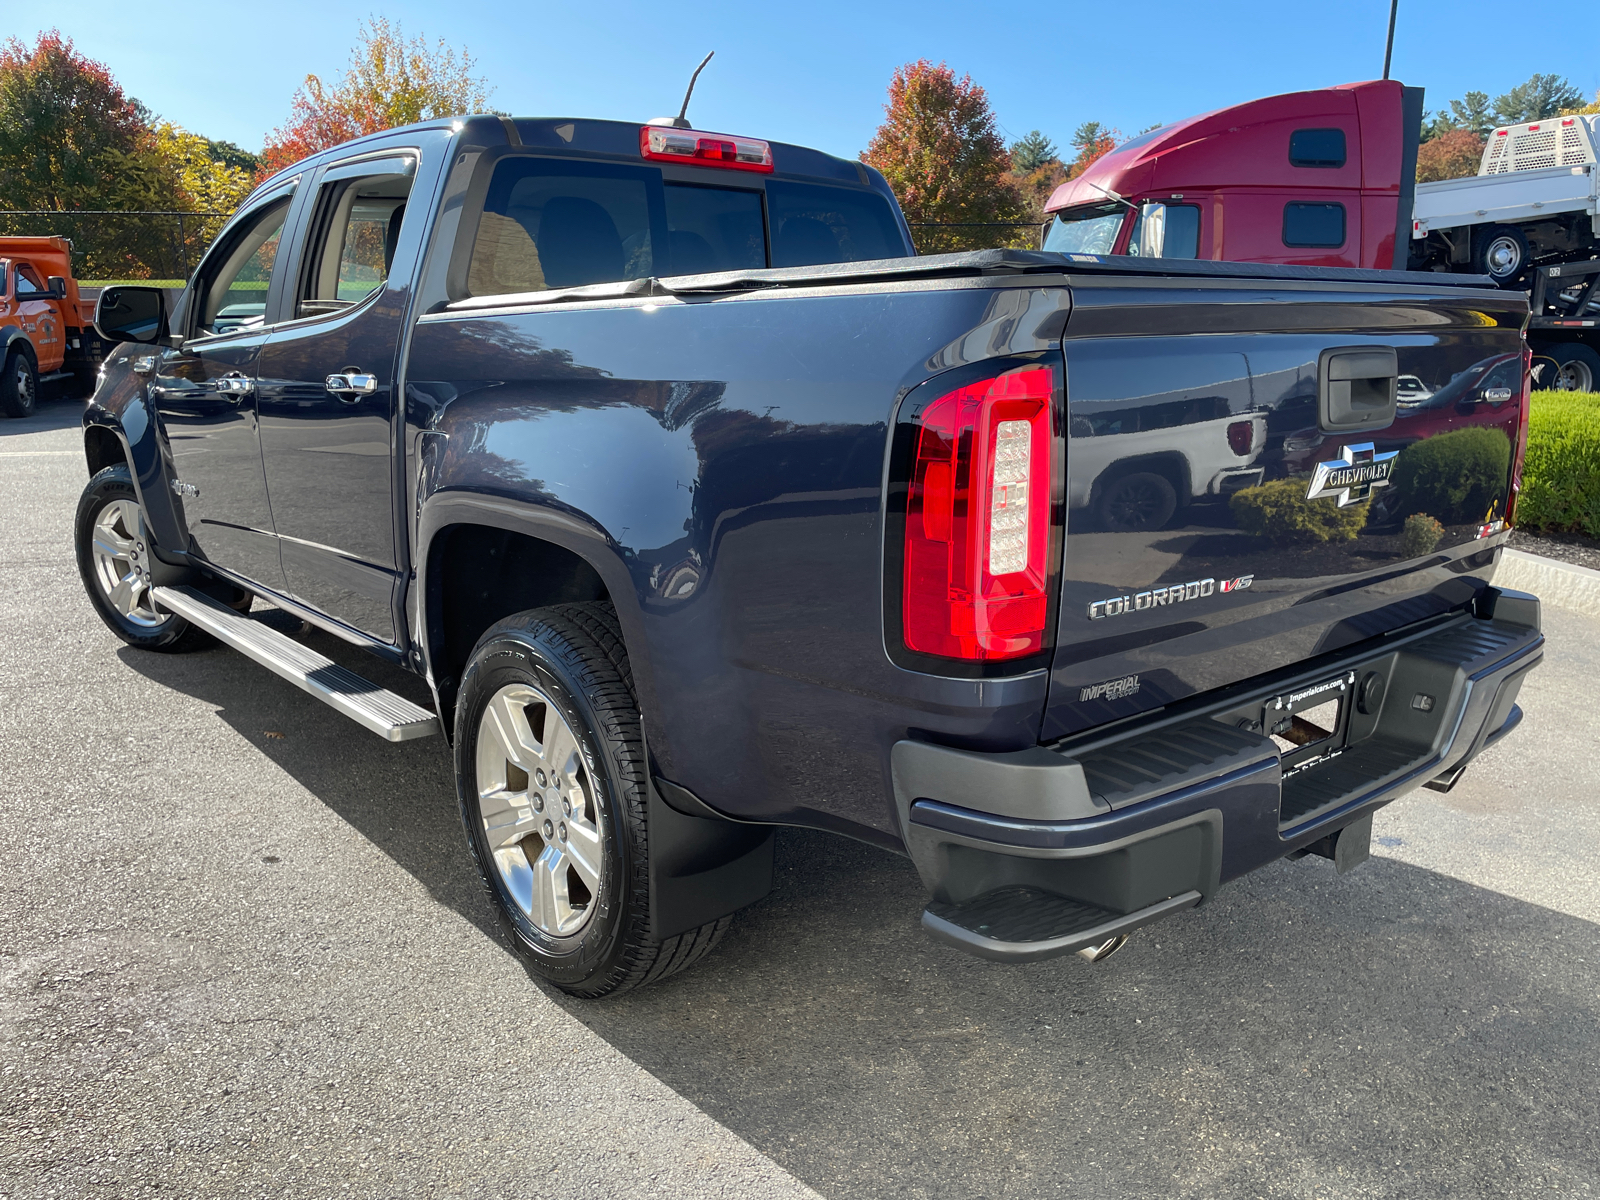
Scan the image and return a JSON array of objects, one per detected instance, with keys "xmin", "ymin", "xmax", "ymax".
[
  {"xmin": 0, "ymin": 210, "xmax": 230, "ymax": 283},
  {"xmin": 907, "ymin": 221, "xmax": 1043, "ymax": 254}
]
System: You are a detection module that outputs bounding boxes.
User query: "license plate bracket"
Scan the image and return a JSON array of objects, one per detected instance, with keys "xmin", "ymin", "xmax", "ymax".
[{"xmin": 1263, "ymin": 670, "xmax": 1357, "ymax": 774}]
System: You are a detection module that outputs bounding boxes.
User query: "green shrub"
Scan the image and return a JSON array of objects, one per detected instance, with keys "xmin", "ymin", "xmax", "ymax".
[
  {"xmin": 1391, "ymin": 426, "xmax": 1511, "ymax": 525},
  {"xmin": 1517, "ymin": 390, "xmax": 1600, "ymax": 536},
  {"xmin": 1401, "ymin": 513, "xmax": 1445, "ymax": 556},
  {"xmin": 1231, "ymin": 477, "xmax": 1369, "ymax": 545}
]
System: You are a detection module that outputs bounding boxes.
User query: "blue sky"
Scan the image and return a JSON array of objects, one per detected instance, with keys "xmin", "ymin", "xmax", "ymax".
[{"xmin": 6, "ymin": 0, "xmax": 1599, "ymax": 158}]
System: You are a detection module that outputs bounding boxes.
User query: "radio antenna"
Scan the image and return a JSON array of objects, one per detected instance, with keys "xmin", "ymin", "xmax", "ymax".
[{"xmin": 672, "ymin": 51, "xmax": 715, "ymax": 128}]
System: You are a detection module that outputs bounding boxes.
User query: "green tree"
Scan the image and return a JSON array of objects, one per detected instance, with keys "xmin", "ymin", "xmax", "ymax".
[
  {"xmin": 156, "ymin": 123, "xmax": 255, "ymax": 215},
  {"xmin": 862, "ymin": 60, "xmax": 1027, "ymax": 254},
  {"xmin": 261, "ymin": 17, "xmax": 494, "ymax": 177},
  {"xmin": 1010, "ymin": 130, "xmax": 1058, "ymax": 173},
  {"xmin": 1425, "ymin": 75, "xmax": 1588, "ymax": 141},
  {"xmin": 1491, "ymin": 74, "xmax": 1585, "ymax": 124}
]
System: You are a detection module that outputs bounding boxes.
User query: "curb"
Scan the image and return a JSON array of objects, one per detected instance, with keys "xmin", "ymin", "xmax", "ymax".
[{"xmin": 1496, "ymin": 548, "xmax": 1600, "ymax": 619}]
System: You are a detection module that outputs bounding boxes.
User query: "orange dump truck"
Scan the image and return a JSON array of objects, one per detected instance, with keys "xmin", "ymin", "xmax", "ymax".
[{"xmin": 1, "ymin": 236, "xmax": 106, "ymax": 417}]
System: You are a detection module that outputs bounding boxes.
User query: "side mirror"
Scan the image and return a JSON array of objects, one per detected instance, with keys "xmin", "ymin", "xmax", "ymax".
[
  {"xmin": 94, "ymin": 285, "xmax": 169, "ymax": 346},
  {"xmin": 1136, "ymin": 202, "xmax": 1167, "ymax": 258},
  {"xmin": 47, "ymin": 276, "xmax": 68, "ymax": 299}
]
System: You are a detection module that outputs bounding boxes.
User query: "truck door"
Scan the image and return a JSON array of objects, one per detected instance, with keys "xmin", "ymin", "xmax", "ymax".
[
  {"xmin": 254, "ymin": 138, "xmax": 439, "ymax": 642},
  {"xmin": 12, "ymin": 263, "xmax": 64, "ymax": 372},
  {"xmin": 151, "ymin": 192, "xmax": 296, "ymax": 587}
]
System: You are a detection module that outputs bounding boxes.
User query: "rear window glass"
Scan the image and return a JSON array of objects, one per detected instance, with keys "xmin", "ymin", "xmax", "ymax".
[
  {"xmin": 767, "ymin": 181, "xmax": 904, "ymax": 267},
  {"xmin": 664, "ymin": 184, "xmax": 765, "ymax": 275},
  {"xmin": 1289, "ymin": 128, "xmax": 1347, "ymax": 168},
  {"xmin": 1283, "ymin": 202, "xmax": 1346, "ymax": 247},
  {"xmin": 468, "ymin": 159, "xmax": 656, "ymax": 296}
]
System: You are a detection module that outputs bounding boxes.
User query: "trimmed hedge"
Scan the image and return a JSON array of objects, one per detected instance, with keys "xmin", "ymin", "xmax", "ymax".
[
  {"xmin": 1517, "ymin": 391, "xmax": 1600, "ymax": 537},
  {"xmin": 1231, "ymin": 477, "xmax": 1369, "ymax": 545}
]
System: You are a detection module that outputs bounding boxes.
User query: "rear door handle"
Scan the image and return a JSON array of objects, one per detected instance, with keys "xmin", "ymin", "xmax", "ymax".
[{"xmin": 325, "ymin": 372, "xmax": 379, "ymax": 399}]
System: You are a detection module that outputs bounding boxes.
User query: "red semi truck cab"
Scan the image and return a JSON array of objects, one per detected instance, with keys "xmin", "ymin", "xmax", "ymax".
[{"xmin": 1043, "ymin": 80, "xmax": 1426, "ymax": 271}]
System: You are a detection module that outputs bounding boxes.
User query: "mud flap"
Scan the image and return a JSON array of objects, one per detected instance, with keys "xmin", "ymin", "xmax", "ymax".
[{"xmin": 647, "ymin": 778, "xmax": 775, "ymax": 940}]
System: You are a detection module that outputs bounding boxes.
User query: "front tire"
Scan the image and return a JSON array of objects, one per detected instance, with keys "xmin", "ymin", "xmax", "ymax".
[
  {"xmin": 455, "ymin": 603, "xmax": 729, "ymax": 997},
  {"xmin": 75, "ymin": 465, "xmax": 213, "ymax": 652},
  {"xmin": 1, "ymin": 346, "xmax": 39, "ymax": 418}
]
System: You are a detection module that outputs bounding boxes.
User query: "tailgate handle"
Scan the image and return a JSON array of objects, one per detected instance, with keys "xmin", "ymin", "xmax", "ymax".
[{"xmin": 1319, "ymin": 346, "xmax": 1398, "ymax": 434}]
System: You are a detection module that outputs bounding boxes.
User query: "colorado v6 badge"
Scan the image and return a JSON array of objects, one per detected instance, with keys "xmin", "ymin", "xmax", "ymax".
[{"xmin": 1305, "ymin": 442, "xmax": 1398, "ymax": 507}]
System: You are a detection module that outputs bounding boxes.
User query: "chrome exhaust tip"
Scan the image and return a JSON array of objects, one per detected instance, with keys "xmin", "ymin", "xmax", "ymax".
[{"xmin": 1076, "ymin": 934, "xmax": 1129, "ymax": 963}]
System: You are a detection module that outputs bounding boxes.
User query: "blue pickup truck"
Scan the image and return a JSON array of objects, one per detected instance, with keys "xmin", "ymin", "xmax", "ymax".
[{"xmin": 76, "ymin": 114, "xmax": 1543, "ymax": 996}]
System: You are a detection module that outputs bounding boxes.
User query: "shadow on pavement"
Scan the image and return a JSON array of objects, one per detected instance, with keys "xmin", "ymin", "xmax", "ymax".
[
  {"xmin": 121, "ymin": 636, "xmax": 1600, "ymax": 1200},
  {"xmin": 0, "ymin": 395, "xmax": 88, "ymax": 439}
]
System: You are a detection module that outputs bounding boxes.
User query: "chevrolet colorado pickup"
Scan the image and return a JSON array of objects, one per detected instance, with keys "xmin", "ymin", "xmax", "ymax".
[{"xmin": 75, "ymin": 114, "xmax": 1543, "ymax": 996}]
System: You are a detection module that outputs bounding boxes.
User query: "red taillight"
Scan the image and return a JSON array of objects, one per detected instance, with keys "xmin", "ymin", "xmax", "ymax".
[
  {"xmin": 1227, "ymin": 419, "xmax": 1254, "ymax": 457},
  {"xmin": 639, "ymin": 125, "xmax": 774, "ymax": 172},
  {"xmin": 1509, "ymin": 341, "xmax": 1533, "ymax": 521},
  {"xmin": 903, "ymin": 365, "xmax": 1056, "ymax": 662}
]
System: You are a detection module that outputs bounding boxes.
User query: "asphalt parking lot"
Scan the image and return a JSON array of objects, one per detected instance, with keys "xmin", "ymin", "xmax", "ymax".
[{"xmin": 3, "ymin": 397, "xmax": 1598, "ymax": 1199}]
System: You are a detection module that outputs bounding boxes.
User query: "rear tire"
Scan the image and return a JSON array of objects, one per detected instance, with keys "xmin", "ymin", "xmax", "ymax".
[
  {"xmin": 75, "ymin": 465, "xmax": 214, "ymax": 651},
  {"xmin": 1472, "ymin": 225, "xmax": 1529, "ymax": 285},
  {"xmin": 1, "ymin": 346, "xmax": 39, "ymax": 418},
  {"xmin": 1095, "ymin": 471, "xmax": 1178, "ymax": 533},
  {"xmin": 454, "ymin": 602, "xmax": 730, "ymax": 997},
  {"xmin": 1547, "ymin": 343, "xmax": 1600, "ymax": 393}
]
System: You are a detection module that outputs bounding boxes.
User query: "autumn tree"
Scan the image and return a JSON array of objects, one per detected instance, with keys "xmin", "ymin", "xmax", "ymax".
[
  {"xmin": 1067, "ymin": 121, "xmax": 1120, "ymax": 177},
  {"xmin": 0, "ymin": 31, "xmax": 175, "ymax": 213},
  {"xmin": 1415, "ymin": 129, "xmax": 1485, "ymax": 182},
  {"xmin": 862, "ymin": 60, "xmax": 1026, "ymax": 254},
  {"xmin": 260, "ymin": 18, "xmax": 494, "ymax": 177}
]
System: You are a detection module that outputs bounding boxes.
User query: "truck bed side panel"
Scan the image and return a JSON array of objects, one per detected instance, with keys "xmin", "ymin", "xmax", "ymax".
[{"xmin": 408, "ymin": 283, "xmax": 1071, "ymax": 839}]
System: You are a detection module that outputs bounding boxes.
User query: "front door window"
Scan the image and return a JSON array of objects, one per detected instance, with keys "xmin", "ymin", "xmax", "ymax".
[{"xmin": 154, "ymin": 195, "xmax": 293, "ymax": 585}]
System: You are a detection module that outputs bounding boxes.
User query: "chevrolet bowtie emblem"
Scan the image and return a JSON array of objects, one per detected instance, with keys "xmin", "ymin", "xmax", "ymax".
[{"xmin": 1305, "ymin": 442, "xmax": 1398, "ymax": 507}]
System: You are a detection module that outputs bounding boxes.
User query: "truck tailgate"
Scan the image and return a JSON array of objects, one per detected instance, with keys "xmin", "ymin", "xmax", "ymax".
[{"xmin": 1044, "ymin": 271, "xmax": 1528, "ymax": 740}]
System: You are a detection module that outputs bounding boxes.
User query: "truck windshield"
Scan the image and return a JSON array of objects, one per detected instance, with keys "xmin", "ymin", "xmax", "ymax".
[{"xmin": 1042, "ymin": 204, "xmax": 1127, "ymax": 255}]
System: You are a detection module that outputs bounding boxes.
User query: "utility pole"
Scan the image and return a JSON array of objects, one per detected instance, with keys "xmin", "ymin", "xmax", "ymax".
[{"xmin": 1383, "ymin": 0, "xmax": 1399, "ymax": 79}]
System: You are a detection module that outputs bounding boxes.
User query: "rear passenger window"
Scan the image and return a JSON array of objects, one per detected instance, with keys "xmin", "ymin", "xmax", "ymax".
[
  {"xmin": 767, "ymin": 181, "xmax": 904, "ymax": 267},
  {"xmin": 664, "ymin": 185, "xmax": 764, "ymax": 275},
  {"xmin": 1289, "ymin": 129, "xmax": 1347, "ymax": 168},
  {"xmin": 1283, "ymin": 202, "xmax": 1346, "ymax": 248},
  {"xmin": 467, "ymin": 159, "xmax": 656, "ymax": 296}
]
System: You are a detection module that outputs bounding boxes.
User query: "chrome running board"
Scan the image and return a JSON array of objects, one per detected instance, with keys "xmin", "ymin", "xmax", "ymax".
[{"xmin": 152, "ymin": 585, "xmax": 439, "ymax": 742}]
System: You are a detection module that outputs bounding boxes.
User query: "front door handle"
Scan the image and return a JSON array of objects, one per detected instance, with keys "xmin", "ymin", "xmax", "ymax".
[
  {"xmin": 325, "ymin": 371, "xmax": 379, "ymax": 400},
  {"xmin": 216, "ymin": 373, "xmax": 254, "ymax": 398}
]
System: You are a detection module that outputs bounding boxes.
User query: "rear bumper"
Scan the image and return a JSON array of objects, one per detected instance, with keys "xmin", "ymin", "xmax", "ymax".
[{"xmin": 892, "ymin": 588, "xmax": 1543, "ymax": 961}]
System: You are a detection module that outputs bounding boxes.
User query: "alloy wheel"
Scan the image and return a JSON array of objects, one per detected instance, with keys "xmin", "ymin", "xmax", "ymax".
[
  {"xmin": 88, "ymin": 499, "xmax": 166, "ymax": 627},
  {"xmin": 475, "ymin": 683, "xmax": 603, "ymax": 938}
]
